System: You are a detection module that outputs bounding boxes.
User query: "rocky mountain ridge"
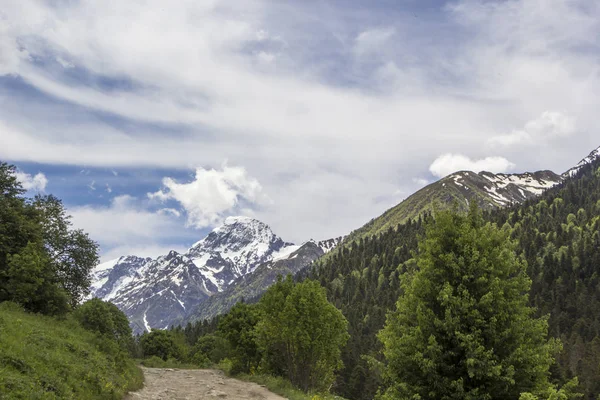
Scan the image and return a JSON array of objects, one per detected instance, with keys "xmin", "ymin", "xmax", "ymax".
[
  {"xmin": 342, "ymin": 145, "xmax": 600, "ymax": 244},
  {"xmin": 89, "ymin": 217, "xmax": 340, "ymax": 333}
]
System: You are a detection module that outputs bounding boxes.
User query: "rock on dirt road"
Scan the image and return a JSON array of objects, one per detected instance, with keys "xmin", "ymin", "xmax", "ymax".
[{"xmin": 125, "ymin": 367, "xmax": 286, "ymax": 400}]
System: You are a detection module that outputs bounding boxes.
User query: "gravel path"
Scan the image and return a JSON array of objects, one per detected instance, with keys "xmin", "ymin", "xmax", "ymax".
[{"xmin": 125, "ymin": 367, "xmax": 286, "ymax": 400}]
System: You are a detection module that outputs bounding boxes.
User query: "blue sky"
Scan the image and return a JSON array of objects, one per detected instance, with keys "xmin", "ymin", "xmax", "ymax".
[{"xmin": 1, "ymin": 0, "xmax": 599, "ymax": 261}]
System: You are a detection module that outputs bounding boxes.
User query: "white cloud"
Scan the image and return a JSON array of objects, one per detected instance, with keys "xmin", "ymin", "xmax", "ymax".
[
  {"xmin": 148, "ymin": 164, "xmax": 269, "ymax": 229},
  {"xmin": 429, "ymin": 154, "xmax": 516, "ymax": 178},
  {"xmin": 158, "ymin": 208, "xmax": 182, "ymax": 218},
  {"xmin": 55, "ymin": 56, "xmax": 74, "ymax": 69},
  {"xmin": 488, "ymin": 111, "xmax": 577, "ymax": 148},
  {"xmin": 14, "ymin": 171, "xmax": 47, "ymax": 191},
  {"xmin": 1, "ymin": 0, "xmax": 599, "ymax": 243},
  {"xmin": 69, "ymin": 195, "xmax": 197, "ymax": 262},
  {"xmin": 0, "ymin": 24, "xmax": 25, "ymax": 76}
]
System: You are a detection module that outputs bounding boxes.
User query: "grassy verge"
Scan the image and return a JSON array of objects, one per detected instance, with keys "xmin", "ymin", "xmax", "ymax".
[
  {"xmin": 234, "ymin": 374, "xmax": 347, "ymax": 400},
  {"xmin": 139, "ymin": 356, "xmax": 205, "ymax": 370},
  {"xmin": 215, "ymin": 360, "xmax": 345, "ymax": 400},
  {"xmin": 0, "ymin": 302, "xmax": 143, "ymax": 399}
]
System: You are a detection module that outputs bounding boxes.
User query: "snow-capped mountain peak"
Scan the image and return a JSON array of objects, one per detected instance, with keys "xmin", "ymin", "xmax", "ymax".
[
  {"xmin": 187, "ymin": 216, "xmax": 292, "ymax": 278},
  {"xmin": 564, "ymin": 145, "xmax": 600, "ymax": 177},
  {"xmin": 89, "ymin": 217, "xmax": 298, "ymax": 333}
]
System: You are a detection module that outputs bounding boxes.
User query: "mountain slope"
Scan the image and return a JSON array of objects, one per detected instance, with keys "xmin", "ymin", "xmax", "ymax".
[
  {"xmin": 345, "ymin": 170, "xmax": 562, "ymax": 243},
  {"xmin": 184, "ymin": 238, "xmax": 343, "ymax": 323},
  {"xmin": 90, "ymin": 217, "xmax": 296, "ymax": 333},
  {"xmin": 305, "ymin": 146, "xmax": 600, "ymax": 400}
]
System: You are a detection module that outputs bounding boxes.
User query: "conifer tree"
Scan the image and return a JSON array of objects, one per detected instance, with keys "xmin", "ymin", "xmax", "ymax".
[{"xmin": 378, "ymin": 204, "xmax": 576, "ymax": 400}]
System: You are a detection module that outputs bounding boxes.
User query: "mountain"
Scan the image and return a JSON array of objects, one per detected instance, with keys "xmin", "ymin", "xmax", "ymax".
[
  {"xmin": 345, "ymin": 170, "xmax": 562, "ymax": 243},
  {"xmin": 564, "ymin": 145, "xmax": 600, "ymax": 177},
  {"xmin": 90, "ymin": 217, "xmax": 299, "ymax": 333},
  {"xmin": 184, "ymin": 237, "xmax": 343, "ymax": 323},
  {"xmin": 303, "ymin": 146, "xmax": 600, "ymax": 400}
]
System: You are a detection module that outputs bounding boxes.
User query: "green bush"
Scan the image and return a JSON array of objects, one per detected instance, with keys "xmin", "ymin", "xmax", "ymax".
[
  {"xmin": 139, "ymin": 329, "xmax": 183, "ymax": 361},
  {"xmin": 73, "ymin": 298, "xmax": 132, "ymax": 344},
  {"xmin": 193, "ymin": 334, "xmax": 231, "ymax": 364}
]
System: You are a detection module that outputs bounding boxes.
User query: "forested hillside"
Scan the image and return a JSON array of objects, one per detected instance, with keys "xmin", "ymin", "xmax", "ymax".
[{"xmin": 304, "ymin": 157, "xmax": 600, "ymax": 399}]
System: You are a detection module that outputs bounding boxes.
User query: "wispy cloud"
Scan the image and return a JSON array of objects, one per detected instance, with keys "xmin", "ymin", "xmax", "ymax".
[{"xmin": 1, "ymin": 0, "xmax": 599, "ymax": 244}]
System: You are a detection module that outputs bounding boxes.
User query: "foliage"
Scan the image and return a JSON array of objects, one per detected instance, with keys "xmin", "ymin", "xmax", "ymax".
[
  {"xmin": 5, "ymin": 241, "xmax": 70, "ymax": 315},
  {"xmin": 139, "ymin": 329, "xmax": 184, "ymax": 361},
  {"xmin": 306, "ymin": 157, "xmax": 600, "ymax": 400},
  {"xmin": 0, "ymin": 162, "xmax": 99, "ymax": 314},
  {"xmin": 33, "ymin": 194, "xmax": 99, "ymax": 307},
  {"xmin": 192, "ymin": 334, "xmax": 231, "ymax": 364},
  {"xmin": 0, "ymin": 301, "xmax": 143, "ymax": 399},
  {"xmin": 74, "ymin": 298, "xmax": 132, "ymax": 345},
  {"xmin": 379, "ymin": 205, "xmax": 562, "ymax": 399},
  {"xmin": 520, "ymin": 378, "xmax": 583, "ymax": 400},
  {"xmin": 304, "ymin": 216, "xmax": 425, "ymax": 400},
  {"xmin": 217, "ymin": 302, "xmax": 262, "ymax": 374},
  {"xmin": 232, "ymin": 373, "xmax": 348, "ymax": 400},
  {"xmin": 256, "ymin": 276, "xmax": 349, "ymax": 392},
  {"xmin": 140, "ymin": 355, "xmax": 204, "ymax": 369}
]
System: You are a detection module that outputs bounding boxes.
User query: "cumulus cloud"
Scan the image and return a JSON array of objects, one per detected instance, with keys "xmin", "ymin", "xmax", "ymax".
[
  {"xmin": 14, "ymin": 171, "xmax": 47, "ymax": 191},
  {"xmin": 488, "ymin": 111, "xmax": 577, "ymax": 148},
  {"xmin": 148, "ymin": 165, "xmax": 269, "ymax": 229},
  {"xmin": 429, "ymin": 154, "xmax": 516, "ymax": 178}
]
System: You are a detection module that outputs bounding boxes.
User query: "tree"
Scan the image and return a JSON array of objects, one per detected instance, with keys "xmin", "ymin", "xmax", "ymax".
[
  {"xmin": 74, "ymin": 298, "xmax": 132, "ymax": 343},
  {"xmin": 193, "ymin": 334, "xmax": 231, "ymax": 364},
  {"xmin": 5, "ymin": 241, "xmax": 70, "ymax": 315},
  {"xmin": 256, "ymin": 276, "xmax": 349, "ymax": 392},
  {"xmin": 217, "ymin": 302, "xmax": 262, "ymax": 374},
  {"xmin": 378, "ymin": 205, "xmax": 576, "ymax": 400},
  {"xmin": 33, "ymin": 195, "xmax": 99, "ymax": 307},
  {"xmin": 0, "ymin": 163, "xmax": 99, "ymax": 314},
  {"xmin": 0, "ymin": 163, "xmax": 43, "ymax": 291},
  {"xmin": 139, "ymin": 330, "xmax": 182, "ymax": 361}
]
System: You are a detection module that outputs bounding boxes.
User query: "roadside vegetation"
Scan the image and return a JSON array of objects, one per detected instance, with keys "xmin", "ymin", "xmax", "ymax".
[{"xmin": 0, "ymin": 162, "xmax": 143, "ymax": 399}]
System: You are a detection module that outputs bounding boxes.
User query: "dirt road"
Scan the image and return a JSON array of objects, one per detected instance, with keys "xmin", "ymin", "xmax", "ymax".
[{"xmin": 125, "ymin": 367, "xmax": 286, "ymax": 400}]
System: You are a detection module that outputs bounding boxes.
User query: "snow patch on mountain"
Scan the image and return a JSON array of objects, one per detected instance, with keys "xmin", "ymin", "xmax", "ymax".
[
  {"xmin": 444, "ymin": 170, "xmax": 563, "ymax": 207},
  {"xmin": 564, "ymin": 146, "xmax": 600, "ymax": 177},
  {"xmin": 89, "ymin": 217, "xmax": 304, "ymax": 334}
]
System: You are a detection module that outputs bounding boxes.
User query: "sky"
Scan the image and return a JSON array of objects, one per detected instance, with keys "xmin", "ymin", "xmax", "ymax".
[{"xmin": 1, "ymin": 0, "xmax": 599, "ymax": 262}]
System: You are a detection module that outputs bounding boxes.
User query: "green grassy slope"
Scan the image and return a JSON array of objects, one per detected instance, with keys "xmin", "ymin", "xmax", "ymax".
[
  {"xmin": 344, "ymin": 171, "xmax": 498, "ymax": 244},
  {"xmin": 0, "ymin": 302, "xmax": 143, "ymax": 399}
]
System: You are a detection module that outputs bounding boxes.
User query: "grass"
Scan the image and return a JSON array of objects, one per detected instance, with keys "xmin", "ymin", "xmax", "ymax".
[
  {"xmin": 0, "ymin": 302, "xmax": 143, "ymax": 399},
  {"xmin": 214, "ymin": 359, "xmax": 346, "ymax": 400},
  {"xmin": 139, "ymin": 356, "xmax": 206, "ymax": 369},
  {"xmin": 234, "ymin": 374, "xmax": 347, "ymax": 400}
]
